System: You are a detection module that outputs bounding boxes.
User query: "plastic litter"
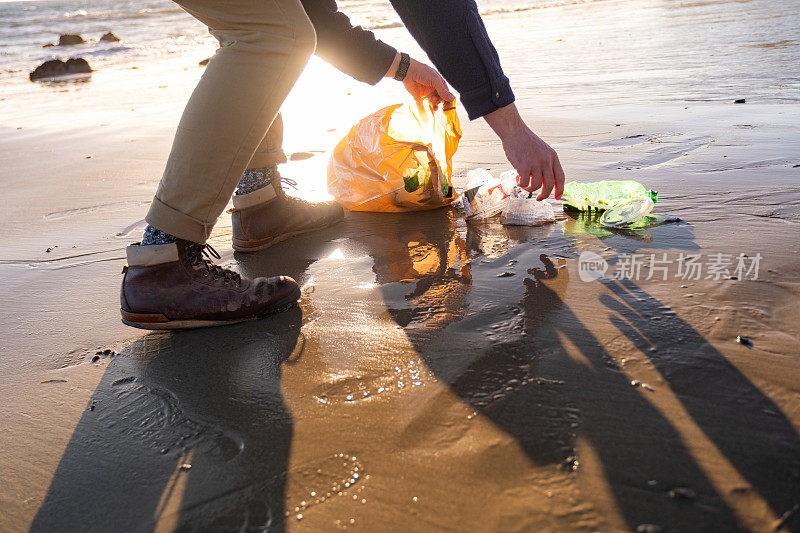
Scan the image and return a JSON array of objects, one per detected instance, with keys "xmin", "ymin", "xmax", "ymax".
[
  {"xmin": 563, "ymin": 180, "xmax": 658, "ymax": 211},
  {"xmin": 466, "ymin": 168, "xmax": 493, "ymax": 189},
  {"xmin": 598, "ymin": 196, "xmax": 655, "ymax": 228},
  {"xmin": 461, "ymin": 170, "xmax": 507, "ymax": 220},
  {"xmin": 328, "ymin": 99, "xmax": 462, "ymax": 212},
  {"xmin": 501, "ymin": 196, "xmax": 556, "ymax": 226},
  {"xmin": 461, "ymin": 168, "xmax": 556, "ymax": 226}
]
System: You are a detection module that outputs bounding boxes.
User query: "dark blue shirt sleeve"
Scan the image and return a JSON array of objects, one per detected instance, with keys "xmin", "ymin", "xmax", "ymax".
[
  {"xmin": 390, "ymin": 0, "xmax": 515, "ymax": 119},
  {"xmin": 301, "ymin": 0, "xmax": 398, "ymax": 85}
]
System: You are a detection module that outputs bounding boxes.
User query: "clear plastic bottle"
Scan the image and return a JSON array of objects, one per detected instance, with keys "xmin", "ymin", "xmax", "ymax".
[{"xmin": 563, "ymin": 180, "xmax": 657, "ymax": 211}]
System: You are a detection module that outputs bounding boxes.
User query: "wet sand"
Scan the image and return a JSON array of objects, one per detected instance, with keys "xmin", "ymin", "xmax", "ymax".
[{"xmin": 2, "ymin": 1, "xmax": 800, "ymax": 532}]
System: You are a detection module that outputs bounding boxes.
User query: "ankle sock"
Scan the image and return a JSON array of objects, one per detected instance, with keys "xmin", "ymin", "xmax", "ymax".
[
  {"xmin": 236, "ymin": 166, "xmax": 277, "ymax": 196},
  {"xmin": 141, "ymin": 225, "xmax": 177, "ymax": 246},
  {"xmin": 140, "ymin": 166, "xmax": 277, "ymax": 245}
]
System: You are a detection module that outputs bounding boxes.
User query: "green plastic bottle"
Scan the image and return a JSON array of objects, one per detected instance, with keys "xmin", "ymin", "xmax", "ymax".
[{"xmin": 563, "ymin": 180, "xmax": 658, "ymax": 211}]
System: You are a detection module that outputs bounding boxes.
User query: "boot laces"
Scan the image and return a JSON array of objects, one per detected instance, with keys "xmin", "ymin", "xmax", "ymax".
[
  {"xmin": 186, "ymin": 243, "xmax": 242, "ymax": 287},
  {"xmin": 276, "ymin": 175, "xmax": 320, "ymax": 208}
]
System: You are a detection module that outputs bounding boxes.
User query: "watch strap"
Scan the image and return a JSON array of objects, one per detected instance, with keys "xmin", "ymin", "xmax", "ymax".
[{"xmin": 394, "ymin": 52, "xmax": 410, "ymax": 81}]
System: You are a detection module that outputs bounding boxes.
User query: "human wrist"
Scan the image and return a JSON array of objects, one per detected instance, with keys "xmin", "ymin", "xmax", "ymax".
[
  {"xmin": 483, "ymin": 103, "xmax": 526, "ymax": 140},
  {"xmin": 384, "ymin": 52, "xmax": 401, "ymax": 78}
]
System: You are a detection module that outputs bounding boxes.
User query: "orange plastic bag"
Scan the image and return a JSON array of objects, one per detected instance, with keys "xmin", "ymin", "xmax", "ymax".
[{"xmin": 327, "ymin": 99, "xmax": 462, "ymax": 212}]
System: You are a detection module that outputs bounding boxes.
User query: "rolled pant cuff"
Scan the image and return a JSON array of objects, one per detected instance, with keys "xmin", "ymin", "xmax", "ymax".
[{"xmin": 146, "ymin": 196, "xmax": 214, "ymax": 244}]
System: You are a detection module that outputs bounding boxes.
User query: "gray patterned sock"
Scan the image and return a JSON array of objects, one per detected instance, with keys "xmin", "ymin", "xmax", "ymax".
[
  {"xmin": 140, "ymin": 225, "xmax": 177, "ymax": 246},
  {"xmin": 236, "ymin": 166, "xmax": 277, "ymax": 196}
]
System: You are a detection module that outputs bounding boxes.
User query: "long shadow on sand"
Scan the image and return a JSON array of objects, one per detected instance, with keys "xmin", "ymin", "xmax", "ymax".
[
  {"xmin": 349, "ymin": 210, "xmax": 799, "ymax": 531},
  {"xmin": 32, "ymin": 308, "xmax": 304, "ymax": 531}
]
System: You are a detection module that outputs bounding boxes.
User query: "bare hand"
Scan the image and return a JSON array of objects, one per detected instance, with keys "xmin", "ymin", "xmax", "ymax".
[
  {"xmin": 483, "ymin": 103, "xmax": 565, "ymax": 200},
  {"xmin": 386, "ymin": 53, "xmax": 455, "ymax": 109}
]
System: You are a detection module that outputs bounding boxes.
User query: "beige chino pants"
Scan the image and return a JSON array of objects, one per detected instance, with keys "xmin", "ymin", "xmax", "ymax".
[{"xmin": 146, "ymin": 0, "xmax": 314, "ymax": 243}]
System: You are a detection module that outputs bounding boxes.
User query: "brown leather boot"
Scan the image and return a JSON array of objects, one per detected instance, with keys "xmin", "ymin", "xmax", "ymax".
[
  {"xmin": 231, "ymin": 176, "xmax": 344, "ymax": 252},
  {"xmin": 120, "ymin": 240, "xmax": 300, "ymax": 330}
]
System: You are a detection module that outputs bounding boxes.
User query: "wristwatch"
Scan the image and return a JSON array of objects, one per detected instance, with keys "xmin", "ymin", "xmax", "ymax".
[{"xmin": 394, "ymin": 52, "xmax": 410, "ymax": 81}]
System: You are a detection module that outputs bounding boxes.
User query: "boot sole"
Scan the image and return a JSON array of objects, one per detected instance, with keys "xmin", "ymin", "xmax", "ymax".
[
  {"xmin": 120, "ymin": 287, "xmax": 301, "ymax": 330},
  {"xmin": 232, "ymin": 217, "xmax": 342, "ymax": 253}
]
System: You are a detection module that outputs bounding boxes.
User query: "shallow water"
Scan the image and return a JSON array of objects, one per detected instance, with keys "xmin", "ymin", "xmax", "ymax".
[{"xmin": 3, "ymin": 0, "xmax": 799, "ymax": 108}]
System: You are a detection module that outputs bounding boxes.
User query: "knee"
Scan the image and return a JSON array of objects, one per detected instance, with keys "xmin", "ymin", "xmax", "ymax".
[{"xmin": 292, "ymin": 16, "xmax": 316, "ymax": 58}]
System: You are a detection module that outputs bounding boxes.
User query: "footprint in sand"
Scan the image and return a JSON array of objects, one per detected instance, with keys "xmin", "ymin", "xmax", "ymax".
[
  {"xmin": 174, "ymin": 452, "xmax": 368, "ymax": 529},
  {"xmin": 93, "ymin": 376, "xmax": 243, "ymax": 461}
]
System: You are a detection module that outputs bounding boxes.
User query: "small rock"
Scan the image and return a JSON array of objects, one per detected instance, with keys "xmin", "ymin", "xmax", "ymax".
[
  {"xmin": 733, "ymin": 98, "xmax": 746, "ymax": 104},
  {"xmin": 793, "ymin": 164, "xmax": 800, "ymax": 168},
  {"xmin": 636, "ymin": 525, "xmax": 663, "ymax": 533},
  {"xmin": 85, "ymin": 155, "xmax": 92, "ymax": 159},
  {"xmin": 289, "ymin": 151, "xmax": 314, "ymax": 161},
  {"xmin": 99, "ymin": 32, "xmax": 120, "ymax": 43},
  {"xmin": 631, "ymin": 380, "xmax": 655, "ymax": 392},
  {"xmin": 179, "ymin": 463, "xmax": 192, "ymax": 470},
  {"xmin": 30, "ymin": 58, "xmax": 92, "ymax": 81},
  {"xmin": 736, "ymin": 335, "xmax": 753, "ymax": 347},
  {"xmin": 198, "ymin": 57, "xmax": 212, "ymax": 66},
  {"xmin": 669, "ymin": 487, "xmax": 696, "ymax": 500},
  {"xmin": 497, "ymin": 271, "xmax": 515, "ymax": 277},
  {"xmin": 57, "ymin": 34, "xmax": 86, "ymax": 46},
  {"xmin": 41, "ymin": 379, "xmax": 67, "ymax": 384},
  {"xmin": 91, "ymin": 355, "xmax": 100, "ymax": 363},
  {"xmin": 45, "ymin": 247, "xmax": 53, "ymax": 253}
]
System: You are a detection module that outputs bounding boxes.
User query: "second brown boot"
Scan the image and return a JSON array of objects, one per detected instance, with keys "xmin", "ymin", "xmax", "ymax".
[{"xmin": 231, "ymin": 176, "xmax": 344, "ymax": 252}]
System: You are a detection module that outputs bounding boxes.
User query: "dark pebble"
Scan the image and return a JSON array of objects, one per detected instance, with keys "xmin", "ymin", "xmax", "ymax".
[
  {"xmin": 669, "ymin": 487, "xmax": 696, "ymax": 500},
  {"xmin": 497, "ymin": 271, "xmax": 515, "ymax": 277},
  {"xmin": 736, "ymin": 335, "xmax": 753, "ymax": 347},
  {"xmin": 92, "ymin": 355, "xmax": 100, "ymax": 362},
  {"xmin": 734, "ymin": 99, "xmax": 746, "ymax": 104},
  {"xmin": 636, "ymin": 526, "xmax": 663, "ymax": 533}
]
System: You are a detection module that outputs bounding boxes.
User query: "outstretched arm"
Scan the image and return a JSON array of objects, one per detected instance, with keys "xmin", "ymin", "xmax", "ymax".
[
  {"xmin": 389, "ymin": 0, "xmax": 564, "ymax": 199},
  {"xmin": 300, "ymin": 0, "xmax": 454, "ymax": 105},
  {"xmin": 300, "ymin": 0, "xmax": 396, "ymax": 84}
]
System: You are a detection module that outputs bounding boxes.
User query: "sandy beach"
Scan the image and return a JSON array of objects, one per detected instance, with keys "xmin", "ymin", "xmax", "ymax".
[{"xmin": 1, "ymin": 0, "xmax": 799, "ymax": 531}]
